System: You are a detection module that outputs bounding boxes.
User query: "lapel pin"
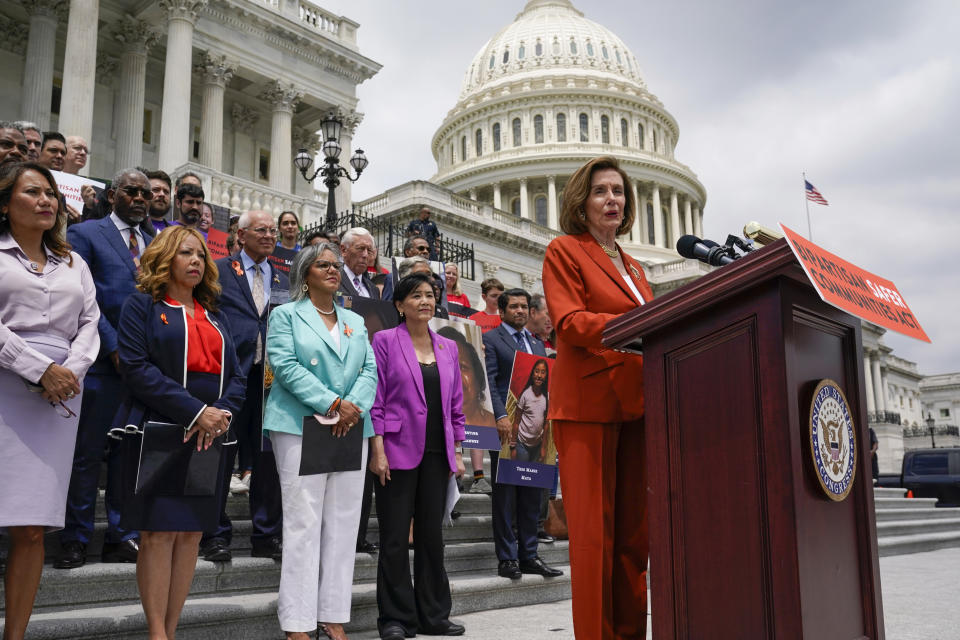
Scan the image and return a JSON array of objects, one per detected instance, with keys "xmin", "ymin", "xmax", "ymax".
[
  {"xmin": 232, "ymin": 260, "xmax": 243, "ymax": 277},
  {"xmin": 343, "ymin": 323, "xmax": 354, "ymax": 338},
  {"xmin": 160, "ymin": 313, "xmax": 168, "ymax": 325}
]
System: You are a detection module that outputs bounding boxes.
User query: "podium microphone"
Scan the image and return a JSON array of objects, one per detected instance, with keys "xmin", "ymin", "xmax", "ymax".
[{"xmin": 677, "ymin": 234, "xmax": 737, "ymax": 266}]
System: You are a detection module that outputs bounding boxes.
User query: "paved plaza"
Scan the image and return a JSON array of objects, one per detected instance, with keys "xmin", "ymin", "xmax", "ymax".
[{"xmin": 352, "ymin": 547, "xmax": 960, "ymax": 640}]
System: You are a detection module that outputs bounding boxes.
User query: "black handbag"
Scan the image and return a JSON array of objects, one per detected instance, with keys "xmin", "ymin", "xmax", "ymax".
[{"xmin": 135, "ymin": 421, "xmax": 222, "ymax": 496}]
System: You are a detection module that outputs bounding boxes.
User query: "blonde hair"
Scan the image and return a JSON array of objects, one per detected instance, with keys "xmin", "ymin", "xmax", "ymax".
[
  {"xmin": 559, "ymin": 156, "xmax": 635, "ymax": 237},
  {"xmin": 137, "ymin": 226, "xmax": 221, "ymax": 311},
  {"xmin": 446, "ymin": 263, "xmax": 463, "ymax": 296}
]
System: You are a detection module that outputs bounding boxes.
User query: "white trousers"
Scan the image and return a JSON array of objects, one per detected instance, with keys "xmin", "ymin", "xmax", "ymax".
[{"xmin": 272, "ymin": 431, "xmax": 368, "ymax": 631}]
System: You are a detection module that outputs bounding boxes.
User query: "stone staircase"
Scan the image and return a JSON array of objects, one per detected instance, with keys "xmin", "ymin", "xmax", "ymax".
[
  {"xmin": 873, "ymin": 487, "xmax": 960, "ymax": 556},
  {"xmin": 1, "ymin": 458, "xmax": 571, "ymax": 639}
]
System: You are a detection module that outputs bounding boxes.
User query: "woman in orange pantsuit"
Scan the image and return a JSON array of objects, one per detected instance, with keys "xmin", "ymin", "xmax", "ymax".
[{"xmin": 542, "ymin": 156, "xmax": 653, "ymax": 640}]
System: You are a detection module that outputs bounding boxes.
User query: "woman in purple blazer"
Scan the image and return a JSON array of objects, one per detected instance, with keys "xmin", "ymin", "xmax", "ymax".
[{"xmin": 369, "ymin": 273, "xmax": 466, "ymax": 640}]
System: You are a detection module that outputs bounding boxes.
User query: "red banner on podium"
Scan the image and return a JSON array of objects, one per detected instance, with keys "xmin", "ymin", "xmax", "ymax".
[{"xmin": 780, "ymin": 223, "xmax": 930, "ymax": 342}]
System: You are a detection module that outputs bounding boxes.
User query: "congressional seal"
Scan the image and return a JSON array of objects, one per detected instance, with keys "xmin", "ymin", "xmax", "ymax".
[{"xmin": 809, "ymin": 379, "xmax": 857, "ymax": 501}]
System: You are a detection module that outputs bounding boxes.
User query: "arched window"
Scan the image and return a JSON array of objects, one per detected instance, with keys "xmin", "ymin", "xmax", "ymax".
[
  {"xmin": 615, "ymin": 49, "xmax": 622, "ymax": 64},
  {"xmin": 579, "ymin": 113, "xmax": 589, "ymax": 142},
  {"xmin": 535, "ymin": 40, "xmax": 543, "ymax": 56},
  {"xmin": 638, "ymin": 123, "xmax": 644, "ymax": 150},
  {"xmin": 601, "ymin": 45, "xmax": 609, "ymax": 60},
  {"xmin": 556, "ymin": 113, "xmax": 566, "ymax": 142},
  {"xmin": 646, "ymin": 203, "xmax": 655, "ymax": 245},
  {"xmin": 535, "ymin": 196, "xmax": 548, "ymax": 226},
  {"xmin": 475, "ymin": 129, "xmax": 482, "ymax": 156},
  {"xmin": 552, "ymin": 37, "xmax": 560, "ymax": 55},
  {"xmin": 460, "ymin": 136, "xmax": 466, "ymax": 161},
  {"xmin": 511, "ymin": 198, "xmax": 521, "ymax": 216},
  {"xmin": 534, "ymin": 115, "xmax": 544, "ymax": 144},
  {"xmin": 492, "ymin": 123, "xmax": 501, "ymax": 152},
  {"xmin": 569, "ymin": 38, "xmax": 577, "ymax": 55},
  {"xmin": 518, "ymin": 44, "xmax": 525, "ymax": 60},
  {"xmin": 489, "ymin": 54, "xmax": 495, "ymax": 70},
  {"xmin": 652, "ymin": 128, "xmax": 659, "ymax": 153},
  {"xmin": 512, "ymin": 118, "xmax": 521, "ymax": 147},
  {"xmin": 502, "ymin": 48, "xmax": 510, "ymax": 64},
  {"xmin": 586, "ymin": 41, "xmax": 594, "ymax": 57},
  {"xmin": 620, "ymin": 118, "xmax": 628, "ymax": 147},
  {"xmin": 601, "ymin": 115, "xmax": 610, "ymax": 143}
]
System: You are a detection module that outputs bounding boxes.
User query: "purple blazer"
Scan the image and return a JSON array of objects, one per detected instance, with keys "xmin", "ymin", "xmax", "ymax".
[{"xmin": 370, "ymin": 324, "xmax": 466, "ymax": 472}]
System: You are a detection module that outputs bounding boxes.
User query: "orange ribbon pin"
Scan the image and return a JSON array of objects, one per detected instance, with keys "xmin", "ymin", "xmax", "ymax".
[
  {"xmin": 343, "ymin": 323, "xmax": 353, "ymax": 338},
  {"xmin": 160, "ymin": 313, "xmax": 168, "ymax": 325}
]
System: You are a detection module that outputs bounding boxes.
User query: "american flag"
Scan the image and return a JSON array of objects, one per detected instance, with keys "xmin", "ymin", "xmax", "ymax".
[{"xmin": 805, "ymin": 180, "xmax": 829, "ymax": 206}]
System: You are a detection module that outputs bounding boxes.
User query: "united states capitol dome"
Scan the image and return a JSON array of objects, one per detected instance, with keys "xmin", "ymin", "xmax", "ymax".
[{"xmin": 431, "ymin": 0, "xmax": 707, "ymax": 264}]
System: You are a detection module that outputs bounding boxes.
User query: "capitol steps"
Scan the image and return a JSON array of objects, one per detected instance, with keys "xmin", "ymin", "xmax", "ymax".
[
  {"xmin": 1, "ymin": 490, "xmax": 572, "ymax": 639},
  {"xmin": 873, "ymin": 487, "xmax": 960, "ymax": 556}
]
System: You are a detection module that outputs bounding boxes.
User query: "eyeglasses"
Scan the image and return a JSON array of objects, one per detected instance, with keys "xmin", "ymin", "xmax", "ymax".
[
  {"xmin": 23, "ymin": 379, "xmax": 77, "ymax": 418},
  {"xmin": 314, "ymin": 260, "xmax": 344, "ymax": 271},
  {"xmin": 119, "ymin": 186, "xmax": 154, "ymax": 200},
  {"xmin": 245, "ymin": 227, "xmax": 278, "ymax": 236}
]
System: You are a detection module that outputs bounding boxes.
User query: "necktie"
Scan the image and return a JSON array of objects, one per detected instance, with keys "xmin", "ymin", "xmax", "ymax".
[
  {"xmin": 354, "ymin": 275, "xmax": 366, "ymax": 297},
  {"xmin": 514, "ymin": 331, "xmax": 528, "ymax": 353},
  {"xmin": 128, "ymin": 229, "xmax": 140, "ymax": 271},
  {"xmin": 253, "ymin": 264, "xmax": 265, "ymax": 363}
]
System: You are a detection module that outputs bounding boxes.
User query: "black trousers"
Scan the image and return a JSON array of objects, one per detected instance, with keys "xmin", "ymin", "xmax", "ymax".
[
  {"xmin": 357, "ymin": 469, "xmax": 377, "ymax": 547},
  {"xmin": 375, "ymin": 452, "xmax": 451, "ymax": 634},
  {"xmin": 490, "ymin": 450, "xmax": 540, "ymax": 562}
]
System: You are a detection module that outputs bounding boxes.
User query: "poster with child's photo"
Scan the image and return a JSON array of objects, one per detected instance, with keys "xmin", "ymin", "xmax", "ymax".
[{"xmin": 494, "ymin": 352, "xmax": 557, "ymax": 488}]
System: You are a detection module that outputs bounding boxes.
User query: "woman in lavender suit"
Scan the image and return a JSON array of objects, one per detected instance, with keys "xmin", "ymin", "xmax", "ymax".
[{"xmin": 368, "ymin": 273, "xmax": 467, "ymax": 640}]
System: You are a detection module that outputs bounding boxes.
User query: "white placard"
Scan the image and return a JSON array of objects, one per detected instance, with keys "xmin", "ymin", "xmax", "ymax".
[{"xmin": 51, "ymin": 170, "xmax": 105, "ymax": 213}]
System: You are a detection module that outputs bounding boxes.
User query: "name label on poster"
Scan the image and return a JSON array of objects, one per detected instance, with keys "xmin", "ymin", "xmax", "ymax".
[
  {"xmin": 462, "ymin": 425, "xmax": 501, "ymax": 451},
  {"xmin": 496, "ymin": 459, "xmax": 555, "ymax": 490}
]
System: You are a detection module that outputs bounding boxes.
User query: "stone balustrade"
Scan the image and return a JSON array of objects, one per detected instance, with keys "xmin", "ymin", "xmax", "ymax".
[
  {"xmin": 251, "ymin": 0, "xmax": 358, "ymax": 46},
  {"xmin": 174, "ymin": 162, "xmax": 327, "ymax": 223}
]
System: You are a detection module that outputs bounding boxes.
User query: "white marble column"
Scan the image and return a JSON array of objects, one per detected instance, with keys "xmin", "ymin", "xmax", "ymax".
[
  {"xmin": 683, "ymin": 196, "xmax": 693, "ymax": 235},
  {"xmin": 629, "ymin": 179, "xmax": 640, "ymax": 242},
  {"xmin": 651, "ymin": 184, "xmax": 664, "ymax": 248},
  {"xmin": 547, "ymin": 175, "xmax": 558, "ymax": 229},
  {"xmin": 871, "ymin": 357, "xmax": 886, "ymax": 413},
  {"xmin": 57, "ymin": 0, "xmax": 99, "ymax": 143},
  {"xmin": 669, "ymin": 189, "xmax": 681, "ymax": 249},
  {"xmin": 519, "ymin": 178, "xmax": 529, "ymax": 219},
  {"xmin": 468, "ymin": 188, "xmax": 478, "ymax": 201},
  {"xmin": 157, "ymin": 0, "xmax": 207, "ymax": 172},
  {"xmin": 694, "ymin": 206, "xmax": 703, "ymax": 238},
  {"xmin": 880, "ymin": 369, "xmax": 890, "ymax": 416},
  {"xmin": 20, "ymin": 0, "xmax": 64, "ymax": 129},
  {"xmin": 338, "ymin": 110, "xmax": 363, "ymax": 209},
  {"xmin": 260, "ymin": 81, "xmax": 302, "ymax": 195},
  {"xmin": 230, "ymin": 103, "xmax": 258, "ymax": 182},
  {"xmin": 112, "ymin": 17, "xmax": 158, "ymax": 171},
  {"xmin": 196, "ymin": 51, "xmax": 235, "ymax": 172},
  {"xmin": 492, "ymin": 182, "xmax": 502, "ymax": 210},
  {"xmin": 863, "ymin": 354, "xmax": 876, "ymax": 414},
  {"xmin": 639, "ymin": 187, "xmax": 650, "ymax": 245}
]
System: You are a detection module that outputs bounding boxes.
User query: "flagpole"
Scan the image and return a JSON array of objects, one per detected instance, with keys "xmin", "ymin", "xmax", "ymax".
[{"xmin": 803, "ymin": 171, "xmax": 813, "ymax": 241}]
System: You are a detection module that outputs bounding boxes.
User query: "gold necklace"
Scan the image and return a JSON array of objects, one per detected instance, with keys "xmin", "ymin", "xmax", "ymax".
[{"xmin": 595, "ymin": 238, "xmax": 619, "ymax": 258}]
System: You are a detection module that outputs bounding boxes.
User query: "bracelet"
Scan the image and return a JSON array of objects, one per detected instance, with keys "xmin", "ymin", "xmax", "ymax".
[
  {"xmin": 454, "ymin": 445, "xmax": 463, "ymax": 454},
  {"xmin": 327, "ymin": 397, "xmax": 342, "ymax": 414}
]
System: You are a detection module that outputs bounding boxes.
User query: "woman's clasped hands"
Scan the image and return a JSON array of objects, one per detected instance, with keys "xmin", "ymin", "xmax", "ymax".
[
  {"xmin": 332, "ymin": 399, "xmax": 362, "ymax": 438},
  {"xmin": 185, "ymin": 407, "xmax": 232, "ymax": 451}
]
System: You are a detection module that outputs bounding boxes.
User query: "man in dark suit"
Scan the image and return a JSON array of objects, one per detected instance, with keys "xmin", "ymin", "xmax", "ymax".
[
  {"xmin": 56, "ymin": 168, "xmax": 154, "ymax": 568},
  {"xmin": 337, "ymin": 226, "xmax": 381, "ymax": 301},
  {"xmin": 483, "ymin": 288, "xmax": 563, "ymax": 580},
  {"xmin": 336, "ymin": 227, "xmax": 382, "ymax": 554},
  {"xmin": 200, "ymin": 210, "xmax": 287, "ymax": 562}
]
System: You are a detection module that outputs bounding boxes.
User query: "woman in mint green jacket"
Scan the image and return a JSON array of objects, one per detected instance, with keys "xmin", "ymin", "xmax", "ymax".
[{"xmin": 263, "ymin": 242, "xmax": 377, "ymax": 640}]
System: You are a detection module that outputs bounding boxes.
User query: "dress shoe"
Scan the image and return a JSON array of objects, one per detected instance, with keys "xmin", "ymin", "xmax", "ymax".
[
  {"xmin": 53, "ymin": 541, "xmax": 86, "ymax": 569},
  {"xmin": 357, "ymin": 539, "xmax": 379, "ymax": 554},
  {"xmin": 251, "ymin": 536, "xmax": 282, "ymax": 560},
  {"xmin": 101, "ymin": 539, "xmax": 139, "ymax": 563},
  {"xmin": 519, "ymin": 555, "xmax": 563, "ymax": 577},
  {"xmin": 497, "ymin": 559, "xmax": 522, "ymax": 579},
  {"xmin": 537, "ymin": 529, "xmax": 556, "ymax": 544},
  {"xmin": 379, "ymin": 622, "xmax": 407, "ymax": 640},
  {"xmin": 199, "ymin": 538, "xmax": 232, "ymax": 562},
  {"xmin": 422, "ymin": 621, "xmax": 465, "ymax": 636}
]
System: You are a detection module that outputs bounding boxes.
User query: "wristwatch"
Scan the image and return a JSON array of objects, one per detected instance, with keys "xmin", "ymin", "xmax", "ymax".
[{"xmin": 454, "ymin": 445, "xmax": 463, "ymax": 454}]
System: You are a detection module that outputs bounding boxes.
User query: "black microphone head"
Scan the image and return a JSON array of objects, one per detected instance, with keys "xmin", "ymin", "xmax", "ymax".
[
  {"xmin": 702, "ymin": 239, "xmax": 720, "ymax": 248},
  {"xmin": 676, "ymin": 235, "xmax": 702, "ymax": 259}
]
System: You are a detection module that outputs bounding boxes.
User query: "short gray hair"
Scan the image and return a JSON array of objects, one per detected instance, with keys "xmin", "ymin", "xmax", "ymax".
[
  {"xmin": 529, "ymin": 293, "xmax": 547, "ymax": 312},
  {"xmin": 111, "ymin": 167, "xmax": 149, "ymax": 187},
  {"xmin": 237, "ymin": 210, "xmax": 271, "ymax": 230},
  {"xmin": 397, "ymin": 255, "xmax": 429, "ymax": 280},
  {"xmin": 341, "ymin": 226, "xmax": 374, "ymax": 248},
  {"xmin": 289, "ymin": 242, "xmax": 342, "ymax": 301},
  {"xmin": 0, "ymin": 121, "xmax": 22, "ymax": 133},
  {"xmin": 14, "ymin": 121, "xmax": 39, "ymax": 134}
]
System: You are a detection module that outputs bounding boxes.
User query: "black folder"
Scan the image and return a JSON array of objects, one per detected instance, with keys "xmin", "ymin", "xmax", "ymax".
[
  {"xmin": 299, "ymin": 415, "xmax": 363, "ymax": 476},
  {"xmin": 135, "ymin": 421, "xmax": 222, "ymax": 496}
]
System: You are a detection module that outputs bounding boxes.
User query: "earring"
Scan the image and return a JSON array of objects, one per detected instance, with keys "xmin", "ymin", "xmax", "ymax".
[
  {"xmin": 301, "ymin": 283, "xmax": 308, "ymax": 292},
  {"xmin": 578, "ymin": 210, "xmax": 586, "ymax": 220},
  {"xmin": 399, "ymin": 311, "xmax": 405, "ymax": 319}
]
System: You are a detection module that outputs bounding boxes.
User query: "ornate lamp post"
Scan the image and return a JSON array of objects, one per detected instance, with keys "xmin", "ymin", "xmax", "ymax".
[
  {"xmin": 294, "ymin": 113, "xmax": 368, "ymax": 229},
  {"xmin": 926, "ymin": 412, "xmax": 937, "ymax": 448}
]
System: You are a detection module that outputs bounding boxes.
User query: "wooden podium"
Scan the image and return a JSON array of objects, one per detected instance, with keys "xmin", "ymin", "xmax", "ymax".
[{"xmin": 604, "ymin": 239, "xmax": 884, "ymax": 639}]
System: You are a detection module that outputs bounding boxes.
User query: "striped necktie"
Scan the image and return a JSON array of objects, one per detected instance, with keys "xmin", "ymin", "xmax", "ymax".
[{"xmin": 128, "ymin": 229, "xmax": 140, "ymax": 271}]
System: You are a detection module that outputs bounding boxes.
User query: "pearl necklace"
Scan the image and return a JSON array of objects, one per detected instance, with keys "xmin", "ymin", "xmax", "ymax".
[{"xmin": 313, "ymin": 303, "xmax": 336, "ymax": 315}]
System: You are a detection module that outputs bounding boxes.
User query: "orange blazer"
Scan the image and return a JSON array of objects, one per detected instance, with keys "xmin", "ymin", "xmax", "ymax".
[{"xmin": 542, "ymin": 232, "xmax": 653, "ymax": 423}]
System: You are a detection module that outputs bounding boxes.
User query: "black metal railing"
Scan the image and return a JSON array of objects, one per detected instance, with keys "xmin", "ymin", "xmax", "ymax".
[
  {"xmin": 868, "ymin": 410, "xmax": 902, "ymax": 425},
  {"xmin": 903, "ymin": 424, "xmax": 959, "ymax": 438},
  {"xmin": 299, "ymin": 207, "xmax": 476, "ymax": 281}
]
